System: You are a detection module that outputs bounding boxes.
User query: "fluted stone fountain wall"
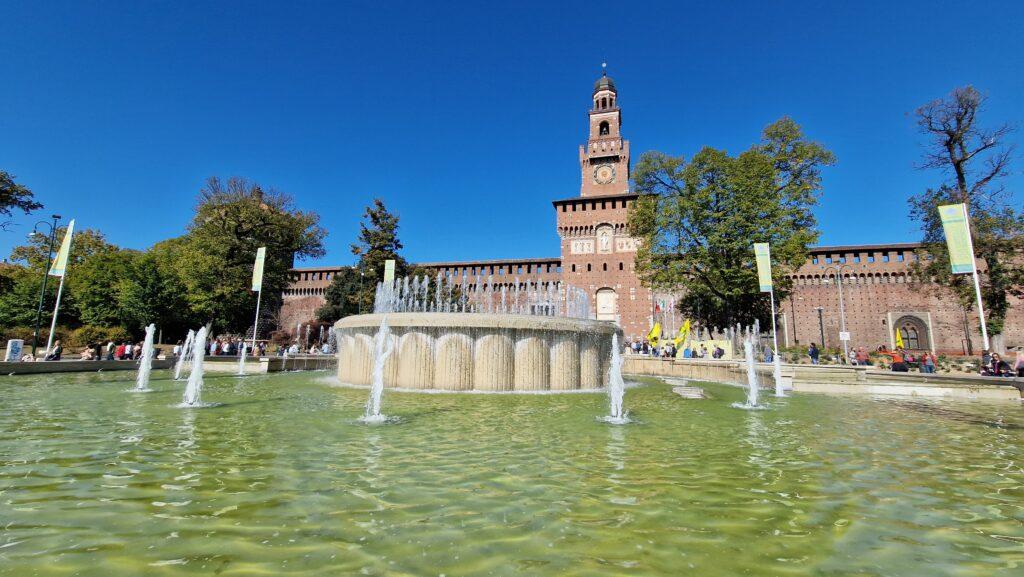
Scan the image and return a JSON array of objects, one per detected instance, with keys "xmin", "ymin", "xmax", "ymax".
[{"xmin": 335, "ymin": 313, "xmax": 620, "ymax": 391}]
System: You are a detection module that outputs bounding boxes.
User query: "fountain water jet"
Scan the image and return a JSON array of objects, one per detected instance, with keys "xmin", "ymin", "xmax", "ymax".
[
  {"xmin": 132, "ymin": 323, "xmax": 156, "ymax": 392},
  {"xmin": 181, "ymin": 327, "xmax": 209, "ymax": 407},
  {"xmin": 360, "ymin": 317, "xmax": 394, "ymax": 423},
  {"xmin": 600, "ymin": 333, "xmax": 629, "ymax": 424},
  {"xmin": 732, "ymin": 338, "xmax": 766, "ymax": 410},
  {"xmin": 236, "ymin": 342, "xmax": 247, "ymax": 376},
  {"xmin": 173, "ymin": 329, "xmax": 195, "ymax": 381}
]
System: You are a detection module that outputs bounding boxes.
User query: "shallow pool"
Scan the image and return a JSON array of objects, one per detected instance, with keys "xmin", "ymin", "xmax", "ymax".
[{"xmin": 1, "ymin": 371, "xmax": 1023, "ymax": 576}]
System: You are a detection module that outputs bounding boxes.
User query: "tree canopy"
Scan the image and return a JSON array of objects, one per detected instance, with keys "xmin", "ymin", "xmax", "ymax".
[
  {"xmin": 628, "ymin": 117, "xmax": 834, "ymax": 329},
  {"xmin": 319, "ymin": 199, "xmax": 410, "ymax": 322},
  {"xmin": 0, "ymin": 170, "xmax": 42, "ymax": 229},
  {"xmin": 0, "ymin": 176, "xmax": 327, "ymax": 342},
  {"xmin": 908, "ymin": 86, "xmax": 1023, "ymax": 338}
]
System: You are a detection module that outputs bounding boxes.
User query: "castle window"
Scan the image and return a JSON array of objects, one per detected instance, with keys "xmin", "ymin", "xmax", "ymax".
[
  {"xmin": 571, "ymin": 264, "xmax": 576, "ymax": 272},
  {"xmin": 619, "ymin": 262, "xmax": 624, "ymax": 271},
  {"xmin": 882, "ymin": 255, "xmax": 890, "ymax": 263},
  {"xmin": 587, "ymin": 264, "xmax": 592, "ymax": 272},
  {"xmin": 868, "ymin": 254, "xmax": 875, "ymax": 263},
  {"xmin": 897, "ymin": 253, "xmax": 905, "ymax": 262},
  {"xmin": 812, "ymin": 257, "xmax": 819, "ymax": 264},
  {"xmin": 603, "ymin": 263, "xmax": 608, "ymax": 271},
  {"xmin": 599, "ymin": 121, "xmax": 610, "ymax": 135},
  {"xmin": 601, "ymin": 98, "xmax": 607, "ymax": 109}
]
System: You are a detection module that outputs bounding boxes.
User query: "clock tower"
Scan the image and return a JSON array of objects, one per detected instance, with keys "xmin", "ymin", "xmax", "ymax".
[
  {"xmin": 554, "ymin": 69, "xmax": 651, "ymax": 338},
  {"xmin": 579, "ymin": 69, "xmax": 630, "ymax": 197}
]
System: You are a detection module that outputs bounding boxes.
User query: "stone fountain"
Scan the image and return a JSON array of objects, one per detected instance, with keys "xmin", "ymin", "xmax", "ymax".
[
  {"xmin": 336, "ymin": 313, "xmax": 619, "ymax": 391},
  {"xmin": 334, "ymin": 275, "xmax": 621, "ymax": 392}
]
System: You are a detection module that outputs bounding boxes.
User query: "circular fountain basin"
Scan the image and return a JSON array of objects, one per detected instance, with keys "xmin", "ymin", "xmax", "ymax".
[{"xmin": 334, "ymin": 313, "xmax": 621, "ymax": 392}]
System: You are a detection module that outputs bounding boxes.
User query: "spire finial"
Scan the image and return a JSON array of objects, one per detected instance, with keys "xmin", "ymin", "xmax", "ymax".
[{"xmin": 601, "ymin": 62, "xmax": 607, "ymax": 76}]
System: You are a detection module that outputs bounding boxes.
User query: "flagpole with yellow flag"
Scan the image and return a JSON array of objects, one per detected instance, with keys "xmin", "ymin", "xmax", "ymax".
[
  {"xmin": 249, "ymin": 247, "xmax": 267, "ymax": 356},
  {"xmin": 938, "ymin": 203, "xmax": 989, "ymax": 352},
  {"xmin": 894, "ymin": 326, "xmax": 904, "ymax": 350},
  {"xmin": 44, "ymin": 220, "xmax": 75, "ymax": 356},
  {"xmin": 754, "ymin": 242, "xmax": 785, "ymax": 395},
  {"xmin": 673, "ymin": 319, "xmax": 691, "ymax": 349},
  {"xmin": 646, "ymin": 322, "xmax": 662, "ymax": 351}
]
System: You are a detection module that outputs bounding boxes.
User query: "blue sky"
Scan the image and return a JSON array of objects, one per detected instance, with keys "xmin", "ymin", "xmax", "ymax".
[{"xmin": 2, "ymin": 0, "xmax": 1022, "ymax": 267}]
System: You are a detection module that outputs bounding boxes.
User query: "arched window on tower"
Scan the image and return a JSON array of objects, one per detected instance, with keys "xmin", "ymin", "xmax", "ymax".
[
  {"xmin": 601, "ymin": 97, "xmax": 607, "ymax": 109},
  {"xmin": 599, "ymin": 121, "xmax": 609, "ymax": 136}
]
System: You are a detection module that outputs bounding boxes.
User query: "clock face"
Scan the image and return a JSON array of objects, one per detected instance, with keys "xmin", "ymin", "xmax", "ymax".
[{"xmin": 594, "ymin": 164, "xmax": 616, "ymax": 185}]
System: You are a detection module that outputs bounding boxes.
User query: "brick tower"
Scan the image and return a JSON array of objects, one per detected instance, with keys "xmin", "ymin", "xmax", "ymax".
[
  {"xmin": 579, "ymin": 69, "xmax": 631, "ymax": 197},
  {"xmin": 555, "ymin": 69, "xmax": 651, "ymax": 339}
]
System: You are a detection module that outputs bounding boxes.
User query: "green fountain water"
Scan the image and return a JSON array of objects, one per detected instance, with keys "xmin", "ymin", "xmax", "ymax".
[{"xmin": 1, "ymin": 370, "xmax": 1022, "ymax": 576}]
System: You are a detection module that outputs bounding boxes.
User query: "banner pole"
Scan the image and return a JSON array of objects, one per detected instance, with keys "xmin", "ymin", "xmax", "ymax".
[
  {"xmin": 770, "ymin": 289, "xmax": 784, "ymax": 395},
  {"xmin": 45, "ymin": 274, "xmax": 66, "ymax": 355},
  {"xmin": 251, "ymin": 288, "xmax": 262, "ymax": 356},
  {"xmin": 961, "ymin": 204, "xmax": 990, "ymax": 352},
  {"xmin": 970, "ymin": 261, "xmax": 990, "ymax": 351}
]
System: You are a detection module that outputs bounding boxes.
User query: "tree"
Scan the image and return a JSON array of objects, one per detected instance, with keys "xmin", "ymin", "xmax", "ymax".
[
  {"xmin": 1, "ymin": 227, "xmax": 115, "ymax": 331},
  {"xmin": 908, "ymin": 86, "xmax": 1023, "ymax": 338},
  {"xmin": 628, "ymin": 117, "xmax": 835, "ymax": 329},
  {"xmin": 347, "ymin": 198, "xmax": 409, "ymax": 312},
  {"xmin": 0, "ymin": 265, "xmax": 47, "ymax": 328},
  {"xmin": 176, "ymin": 176, "xmax": 327, "ymax": 333},
  {"xmin": 316, "ymin": 267, "xmax": 362, "ymax": 322},
  {"xmin": 9, "ymin": 226, "xmax": 115, "ymax": 271},
  {"xmin": 0, "ymin": 171, "xmax": 42, "ymax": 229}
]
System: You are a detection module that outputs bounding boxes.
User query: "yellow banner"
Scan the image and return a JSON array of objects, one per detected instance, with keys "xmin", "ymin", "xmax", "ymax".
[
  {"xmin": 251, "ymin": 246, "xmax": 266, "ymax": 291},
  {"xmin": 48, "ymin": 219, "xmax": 75, "ymax": 278},
  {"xmin": 894, "ymin": 328, "xmax": 904, "ymax": 349},
  {"xmin": 937, "ymin": 203, "xmax": 975, "ymax": 274},
  {"xmin": 646, "ymin": 322, "xmax": 662, "ymax": 347},
  {"xmin": 673, "ymin": 319, "xmax": 691, "ymax": 347},
  {"xmin": 754, "ymin": 242, "xmax": 772, "ymax": 293}
]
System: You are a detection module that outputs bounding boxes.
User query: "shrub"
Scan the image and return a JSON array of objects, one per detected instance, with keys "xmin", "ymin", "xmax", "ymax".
[
  {"xmin": 67, "ymin": 325, "xmax": 134, "ymax": 347},
  {"xmin": 0, "ymin": 326, "xmax": 67, "ymax": 347}
]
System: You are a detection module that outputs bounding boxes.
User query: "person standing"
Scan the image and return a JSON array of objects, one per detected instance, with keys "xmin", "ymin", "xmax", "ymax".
[
  {"xmin": 1013, "ymin": 349, "xmax": 1024, "ymax": 377},
  {"xmin": 921, "ymin": 352, "xmax": 936, "ymax": 374},
  {"xmin": 105, "ymin": 340, "xmax": 115, "ymax": 360},
  {"xmin": 808, "ymin": 343, "xmax": 820, "ymax": 365}
]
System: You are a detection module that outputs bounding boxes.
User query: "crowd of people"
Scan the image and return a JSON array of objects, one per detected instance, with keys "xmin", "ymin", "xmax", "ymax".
[
  {"xmin": 625, "ymin": 339, "xmax": 727, "ymax": 360},
  {"xmin": 624, "ymin": 336, "xmax": 1024, "ymax": 379},
  {"xmin": 980, "ymin": 349, "xmax": 1024, "ymax": 377},
  {"xmin": 31, "ymin": 339, "xmax": 154, "ymax": 362}
]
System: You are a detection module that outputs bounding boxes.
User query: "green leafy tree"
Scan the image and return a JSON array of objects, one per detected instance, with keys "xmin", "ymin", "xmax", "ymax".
[
  {"xmin": 177, "ymin": 176, "xmax": 326, "ymax": 333},
  {"xmin": 0, "ymin": 265, "xmax": 47, "ymax": 327},
  {"xmin": 9, "ymin": 226, "xmax": 116, "ymax": 271},
  {"xmin": 629, "ymin": 117, "xmax": 835, "ymax": 329},
  {"xmin": 0, "ymin": 171, "xmax": 43, "ymax": 229},
  {"xmin": 348, "ymin": 199, "xmax": 410, "ymax": 312},
  {"xmin": 317, "ymin": 267, "xmax": 362, "ymax": 322},
  {"xmin": 908, "ymin": 86, "xmax": 1023, "ymax": 339}
]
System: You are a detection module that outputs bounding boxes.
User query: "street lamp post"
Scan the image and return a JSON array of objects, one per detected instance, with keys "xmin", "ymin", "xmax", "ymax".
[
  {"xmin": 815, "ymin": 306, "xmax": 825, "ymax": 349},
  {"xmin": 357, "ymin": 267, "xmax": 364, "ymax": 315},
  {"xmin": 822, "ymin": 264, "xmax": 855, "ymax": 363},
  {"xmin": 30, "ymin": 215, "xmax": 62, "ymax": 357}
]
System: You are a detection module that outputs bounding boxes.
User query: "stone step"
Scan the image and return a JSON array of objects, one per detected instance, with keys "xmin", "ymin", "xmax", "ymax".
[{"xmin": 672, "ymin": 386, "xmax": 706, "ymax": 399}]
